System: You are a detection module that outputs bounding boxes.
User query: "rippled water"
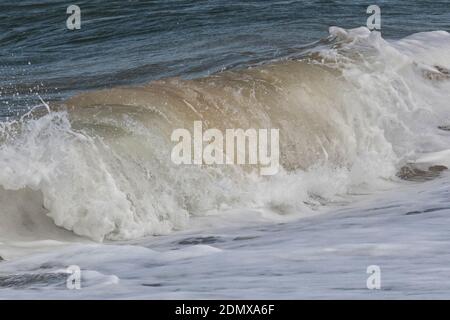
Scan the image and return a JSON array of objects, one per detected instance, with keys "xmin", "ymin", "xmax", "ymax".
[{"xmin": 1, "ymin": 0, "xmax": 449, "ymax": 115}]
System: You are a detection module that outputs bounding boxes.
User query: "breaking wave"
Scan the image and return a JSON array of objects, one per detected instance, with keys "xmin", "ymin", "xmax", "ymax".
[{"xmin": 1, "ymin": 27, "xmax": 450, "ymax": 241}]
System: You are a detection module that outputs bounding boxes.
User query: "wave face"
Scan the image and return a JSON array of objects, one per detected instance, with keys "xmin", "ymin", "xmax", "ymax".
[{"xmin": 1, "ymin": 27, "xmax": 450, "ymax": 241}]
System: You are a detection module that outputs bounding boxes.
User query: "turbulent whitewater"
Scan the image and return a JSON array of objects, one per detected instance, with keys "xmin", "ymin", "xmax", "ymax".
[{"xmin": 1, "ymin": 27, "xmax": 450, "ymax": 243}]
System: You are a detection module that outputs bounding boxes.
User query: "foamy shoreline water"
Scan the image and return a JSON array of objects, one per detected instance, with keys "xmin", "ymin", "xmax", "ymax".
[{"xmin": 2, "ymin": 174, "xmax": 450, "ymax": 298}]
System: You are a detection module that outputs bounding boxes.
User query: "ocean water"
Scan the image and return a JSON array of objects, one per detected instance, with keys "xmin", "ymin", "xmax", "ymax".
[{"xmin": 1, "ymin": 0, "xmax": 450, "ymax": 298}]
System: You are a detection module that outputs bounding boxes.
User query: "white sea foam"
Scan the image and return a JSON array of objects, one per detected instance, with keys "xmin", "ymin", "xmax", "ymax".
[{"xmin": 2, "ymin": 173, "xmax": 450, "ymax": 298}]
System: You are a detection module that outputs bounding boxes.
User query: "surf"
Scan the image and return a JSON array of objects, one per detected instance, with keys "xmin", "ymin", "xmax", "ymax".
[{"xmin": 1, "ymin": 26, "xmax": 449, "ymax": 242}]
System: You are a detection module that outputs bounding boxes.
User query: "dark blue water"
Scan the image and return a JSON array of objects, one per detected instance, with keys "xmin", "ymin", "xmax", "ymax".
[{"xmin": 1, "ymin": 0, "xmax": 449, "ymax": 117}]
